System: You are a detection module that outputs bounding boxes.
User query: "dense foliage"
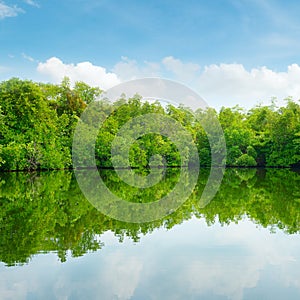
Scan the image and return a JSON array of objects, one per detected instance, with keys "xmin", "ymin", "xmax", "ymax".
[
  {"xmin": 0, "ymin": 77, "xmax": 300, "ymax": 169},
  {"xmin": 0, "ymin": 168, "xmax": 300, "ymax": 266}
]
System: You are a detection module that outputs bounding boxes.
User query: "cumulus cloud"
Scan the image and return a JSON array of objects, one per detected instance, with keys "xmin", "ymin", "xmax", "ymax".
[
  {"xmin": 196, "ymin": 63, "xmax": 300, "ymax": 108},
  {"xmin": 0, "ymin": 2, "xmax": 24, "ymax": 19},
  {"xmin": 36, "ymin": 56, "xmax": 300, "ymax": 108},
  {"xmin": 37, "ymin": 57, "xmax": 120, "ymax": 90},
  {"xmin": 113, "ymin": 56, "xmax": 161, "ymax": 81},
  {"xmin": 162, "ymin": 56, "xmax": 200, "ymax": 81},
  {"xmin": 113, "ymin": 56, "xmax": 300, "ymax": 108}
]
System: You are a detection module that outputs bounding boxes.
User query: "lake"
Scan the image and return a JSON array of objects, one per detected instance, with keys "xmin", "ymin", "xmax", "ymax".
[{"xmin": 1, "ymin": 168, "xmax": 300, "ymax": 299}]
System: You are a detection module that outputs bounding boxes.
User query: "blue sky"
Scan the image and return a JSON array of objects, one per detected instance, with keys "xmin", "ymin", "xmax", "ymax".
[{"xmin": 1, "ymin": 0, "xmax": 300, "ymax": 108}]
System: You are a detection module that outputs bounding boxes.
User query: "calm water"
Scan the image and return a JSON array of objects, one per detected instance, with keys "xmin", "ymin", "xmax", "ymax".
[{"xmin": 1, "ymin": 168, "xmax": 300, "ymax": 299}]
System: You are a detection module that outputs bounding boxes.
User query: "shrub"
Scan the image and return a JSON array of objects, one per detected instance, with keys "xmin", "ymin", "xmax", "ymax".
[{"xmin": 235, "ymin": 154, "xmax": 257, "ymax": 167}]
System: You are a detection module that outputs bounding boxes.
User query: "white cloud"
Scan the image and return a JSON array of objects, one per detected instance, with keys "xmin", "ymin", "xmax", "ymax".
[
  {"xmin": 162, "ymin": 56, "xmax": 200, "ymax": 81},
  {"xmin": 0, "ymin": 2, "xmax": 24, "ymax": 19},
  {"xmin": 36, "ymin": 56, "xmax": 300, "ymax": 109},
  {"xmin": 37, "ymin": 57, "xmax": 121, "ymax": 90},
  {"xmin": 101, "ymin": 252, "xmax": 143, "ymax": 300},
  {"xmin": 181, "ymin": 258, "xmax": 260, "ymax": 300},
  {"xmin": 22, "ymin": 52, "xmax": 35, "ymax": 62},
  {"xmin": 196, "ymin": 63, "xmax": 300, "ymax": 108},
  {"xmin": 176, "ymin": 219, "xmax": 297, "ymax": 300},
  {"xmin": 23, "ymin": 0, "xmax": 39, "ymax": 7},
  {"xmin": 113, "ymin": 56, "xmax": 161, "ymax": 81},
  {"xmin": 114, "ymin": 57, "xmax": 300, "ymax": 109},
  {"xmin": 1, "ymin": 219, "xmax": 300, "ymax": 299}
]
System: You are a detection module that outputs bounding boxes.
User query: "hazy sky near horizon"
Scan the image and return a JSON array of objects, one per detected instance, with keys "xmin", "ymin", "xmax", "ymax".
[{"xmin": 1, "ymin": 0, "xmax": 300, "ymax": 109}]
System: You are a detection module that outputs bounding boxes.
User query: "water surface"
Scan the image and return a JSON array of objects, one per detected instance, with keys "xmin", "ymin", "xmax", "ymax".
[{"xmin": 1, "ymin": 168, "xmax": 300, "ymax": 299}]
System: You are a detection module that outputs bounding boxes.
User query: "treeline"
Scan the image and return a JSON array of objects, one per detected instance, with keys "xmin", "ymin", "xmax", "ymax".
[{"xmin": 0, "ymin": 77, "xmax": 300, "ymax": 170}]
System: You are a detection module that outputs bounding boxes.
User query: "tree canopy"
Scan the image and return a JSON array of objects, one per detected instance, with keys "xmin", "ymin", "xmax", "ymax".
[{"xmin": 0, "ymin": 77, "xmax": 300, "ymax": 170}]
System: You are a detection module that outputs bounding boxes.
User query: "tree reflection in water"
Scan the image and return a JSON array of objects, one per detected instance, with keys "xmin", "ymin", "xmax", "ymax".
[{"xmin": 0, "ymin": 168, "xmax": 300, "ymax": 266}]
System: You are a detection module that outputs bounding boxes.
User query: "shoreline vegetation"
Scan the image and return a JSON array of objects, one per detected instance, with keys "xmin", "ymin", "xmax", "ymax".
[
  {"xmin": 2, "ymin": 165, "xmax": 300, "ymax": 174},
  {"xmin": 1, "ymin": 77, "xmax": 300, "ymax": 172}
]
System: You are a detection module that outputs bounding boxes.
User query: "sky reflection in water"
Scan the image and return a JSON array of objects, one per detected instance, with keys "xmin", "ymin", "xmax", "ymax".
[
  {"xmin": 1, "ymin": 168, "xmax": 300, "ymax": 299},
  {"xmin": 1, "ymin": 217, "xmax": 300, "ymax": 300}
]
